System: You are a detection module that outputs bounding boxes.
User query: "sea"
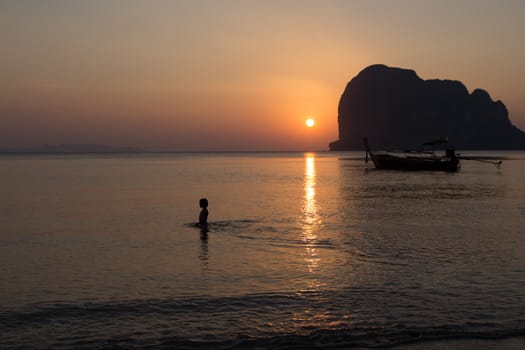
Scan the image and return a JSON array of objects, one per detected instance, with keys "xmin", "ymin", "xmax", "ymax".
[{"xmin": 1, "ymin": 151, "xmax": 525, "ymax": 349}]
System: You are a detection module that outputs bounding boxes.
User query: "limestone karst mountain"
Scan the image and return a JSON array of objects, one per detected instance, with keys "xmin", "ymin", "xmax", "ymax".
[{"xmin": 329, "ymin": 65, "xmax": 525, "ymax": 150}]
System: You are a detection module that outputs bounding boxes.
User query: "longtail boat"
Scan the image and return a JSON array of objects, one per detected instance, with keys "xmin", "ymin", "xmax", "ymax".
[{"xmin": 363, "ymin": 138, "xmax": 460, "ymax": 172}]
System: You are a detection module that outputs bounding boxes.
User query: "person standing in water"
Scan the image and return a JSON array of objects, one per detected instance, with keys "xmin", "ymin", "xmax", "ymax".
[{"xmin": 198, "ymin": 198, "xmax": 209, "ymax": 231}]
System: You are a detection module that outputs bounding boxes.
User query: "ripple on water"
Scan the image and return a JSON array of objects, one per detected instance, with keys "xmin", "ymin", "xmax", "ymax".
[{"xmin": 3, "ymin": 290, "xmax": 525, "ymax": 349}]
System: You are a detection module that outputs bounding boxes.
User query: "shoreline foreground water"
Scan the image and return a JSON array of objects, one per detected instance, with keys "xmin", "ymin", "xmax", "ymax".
[{"xmin": 1, "ymin": 151, "xmax": 524, "ymax": 348}]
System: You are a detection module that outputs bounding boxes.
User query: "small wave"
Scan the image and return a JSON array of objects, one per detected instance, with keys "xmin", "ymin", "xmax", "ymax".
[
  {"xmin": 3, "ymin": 292, "xmax": 525, "ymax": 349},
  {"xmin": 184, "ymin": 220, "xmax": 338, "ymax": 250},
  {"xmin": 184, "ymin": 219, "xmax": 258, "ymax": 231}
]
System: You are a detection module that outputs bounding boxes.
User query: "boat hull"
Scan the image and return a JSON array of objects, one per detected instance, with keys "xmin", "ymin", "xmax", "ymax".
[
  {"xmin": 363, "ymin": 138, "xmax": 460, "ymax": 172},
  {"xmin": 372, "ymin": 154, "xmax": 459, "ymax": 172}
]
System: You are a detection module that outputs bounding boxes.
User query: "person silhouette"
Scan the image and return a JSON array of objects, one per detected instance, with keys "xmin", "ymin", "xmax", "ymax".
[{"xmin": 198, "ymin": 198, "xmax": 209, "ymax": 231}]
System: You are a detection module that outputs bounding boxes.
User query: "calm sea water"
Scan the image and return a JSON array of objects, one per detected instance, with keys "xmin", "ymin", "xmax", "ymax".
[{"xmin": 1, "ymin": 152, "xmax": 525, "ymax": 349}]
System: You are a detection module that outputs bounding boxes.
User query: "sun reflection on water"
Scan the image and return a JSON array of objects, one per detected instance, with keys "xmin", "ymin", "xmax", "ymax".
[{"xmin": 301, "ymin": 153, "xmax": 323, "ymax": 283}]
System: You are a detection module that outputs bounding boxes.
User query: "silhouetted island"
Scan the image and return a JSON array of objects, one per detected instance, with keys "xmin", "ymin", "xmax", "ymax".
[
  {"xmin": 1, "ymin": 144, "xmax": 143, "ymax": 153},
  {"xmin": 329, "ymin": 64, "xmax": 525, "ymax": 150}
]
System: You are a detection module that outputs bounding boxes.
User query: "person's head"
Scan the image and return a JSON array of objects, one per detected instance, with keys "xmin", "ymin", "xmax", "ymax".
[{"xmin": 199, "ymin": 198, "xmax": 208, "ymax": 208}]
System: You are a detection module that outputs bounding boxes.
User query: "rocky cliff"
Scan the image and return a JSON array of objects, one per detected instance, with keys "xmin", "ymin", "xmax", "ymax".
[{"xmin": 329, "ymin": 64, "xmax": 525, "ymax": 150}]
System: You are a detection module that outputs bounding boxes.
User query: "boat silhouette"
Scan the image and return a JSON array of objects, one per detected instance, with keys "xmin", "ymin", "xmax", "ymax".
[{"xmin": 363, "ymin": 137, "xmax": 460, "ymax": 172}]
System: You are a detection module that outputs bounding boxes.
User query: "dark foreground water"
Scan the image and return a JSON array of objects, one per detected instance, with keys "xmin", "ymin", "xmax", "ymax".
[{"xmin": 1, "ymin": 152, "xmax": 525, "ymax": 349}]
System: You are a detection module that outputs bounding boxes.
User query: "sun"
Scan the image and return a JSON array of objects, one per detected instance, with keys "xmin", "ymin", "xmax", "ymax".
[{"xmin": 305, "ymin": 118, "xmax": 315, "ymax": 128}]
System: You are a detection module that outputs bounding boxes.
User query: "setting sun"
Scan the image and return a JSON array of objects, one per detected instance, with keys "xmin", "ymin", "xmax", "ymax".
[{"xmin": 306, "ymin": 118, "xmax": 315, "ymax": 127}]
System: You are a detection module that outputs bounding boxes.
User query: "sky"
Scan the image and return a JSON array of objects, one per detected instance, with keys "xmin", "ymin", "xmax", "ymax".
[{"xmin": 2, "ymin": 0, "xmax": 525, "ymax": 151}]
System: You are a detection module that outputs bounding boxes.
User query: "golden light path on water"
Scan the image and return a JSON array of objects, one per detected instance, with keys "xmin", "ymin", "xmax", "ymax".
[
  {"xmin": 301, "ymin": 153, "xmax": 323, "ymax": 289},
  {"xmin": 292, "ymin": 153, "xmax": 344, "ymax": 330}
]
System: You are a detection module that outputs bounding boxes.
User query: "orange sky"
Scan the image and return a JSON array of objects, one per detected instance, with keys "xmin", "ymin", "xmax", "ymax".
[{"xmin": 2, "ymin": 0, "xmax": 525, "ymax": 151}]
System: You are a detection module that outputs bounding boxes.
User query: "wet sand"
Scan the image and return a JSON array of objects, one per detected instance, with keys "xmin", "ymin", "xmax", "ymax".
[{"xmin": 388, "ymin": 337, "xmax": 525, "ymax": 350}]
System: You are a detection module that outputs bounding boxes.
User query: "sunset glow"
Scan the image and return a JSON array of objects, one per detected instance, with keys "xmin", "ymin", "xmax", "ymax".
[
  {"xmin": 3, "ymin": 2, "xmax": 525, "ymax": 346},
  {"xmin": 1, "ymin": 1, "xmax": 525, "ymax": 151}
]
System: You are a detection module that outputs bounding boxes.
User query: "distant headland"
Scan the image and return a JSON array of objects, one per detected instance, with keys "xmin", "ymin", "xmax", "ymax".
[
  {"xmin": 329, "ymin": 64, "xmax": 525, "ymax": 150},
  {"xmin": 1, "ymin": 144, "xmax": 143, "ymax": 153}
]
